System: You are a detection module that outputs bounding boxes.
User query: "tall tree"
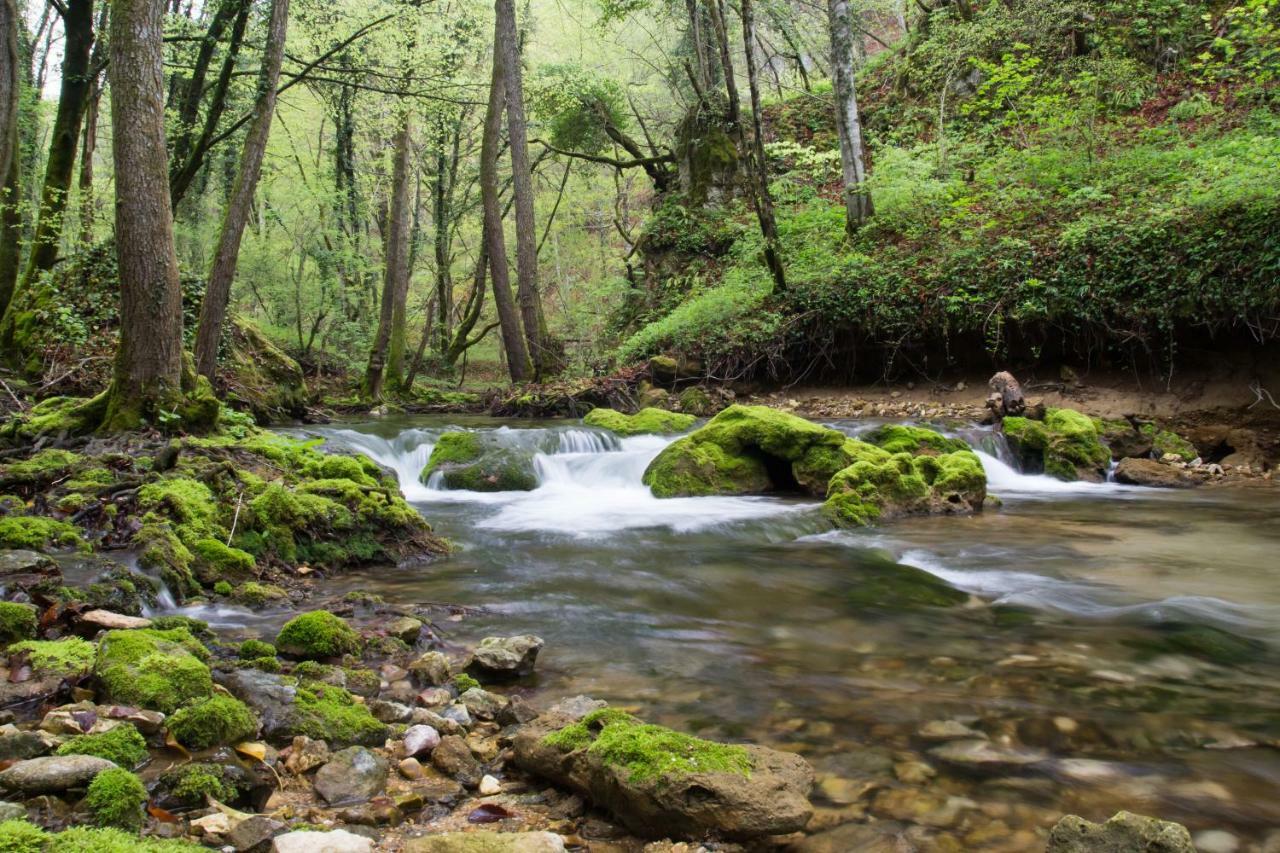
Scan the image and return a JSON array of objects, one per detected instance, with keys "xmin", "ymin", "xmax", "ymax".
[
  {"xmin": 828, "ymin": 0, "xmax": 872, "ymax": 234},
  {"xmin": 16, "ymin": 0, "xmax": 94, "ymax": 291},
  {"xmin": 739, "ymin": 0, "xmax": 786, "ymax": 290},
  {"xmin": 0, "ymin": 0, "xmax": 17, "ymax": 186},
  {"xmin": 194, "ymin": 0, "xmax": 291, "ymax": 381},
  {"xmin": 100, "ymin": 0, "xmax": 190, "ymax": 429},
  {"xmin": 365, "ymin": 112, "xmax": 414, "ymax": 399},
  {"xmin": 495, "ymin": 0, "xmax": 544, "ymax": 376},
  {"xmin": 480, "ymin": 33, "xmax": 530, "ymax": 383}
]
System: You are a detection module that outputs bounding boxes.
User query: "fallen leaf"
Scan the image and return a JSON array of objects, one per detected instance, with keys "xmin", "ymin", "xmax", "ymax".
[
  {"xmin": 467, "ymin": 803, "xmax": 513, "ymax": 824},
  {"xmin": 147, "ymin": 804, "xmax": 180, "ymax": 823},
  {"xmin": 234, "ymin": 741, "xmax": 267, "ymax": 762},
  {"xmin": 71, "ymin": 710, "xmax": 97, "ymax": 732},
  {"xmin": 164, "ymin": 731, "xmax": 190, "ymax": 759}
]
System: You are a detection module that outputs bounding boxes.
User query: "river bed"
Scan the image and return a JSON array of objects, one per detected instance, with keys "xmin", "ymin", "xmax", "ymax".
[{"xmin": 272, "ymin": 415, "xmax": 1280, "ymax": 848}]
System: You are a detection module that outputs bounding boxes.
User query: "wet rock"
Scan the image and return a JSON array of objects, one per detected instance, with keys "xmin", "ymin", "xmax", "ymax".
[
  {"xmin": 927, "ymin": 739, "xmax": 1046, "ymax": 773},
  {"xmin": 431, "ymin": 734, "xmax": 482, "ymax": 787},
  {"xmin": 514, "ymin": 707, "xmax": 813, "ymax": 840},
  {"xmin": 468, "ymin": 635, "xmax": 544, "ymax": 680},
  {"xmin": 0, "ymin": 549, "xmax": 60, "ymax": 596},
  {"xmin": 1114, "ymin": 458, "xmax": 1201, "ymax": 488},
  {"xmin": 404, "ymin": 832, "xmax": 566, "ymax": 853},
  {"xmin": 314, "ymin": 746, "xmax": 389, "ymax": 805},
  {"xmin": 216, "ymin": 669, "xmax": 388, "ymax": 747},
  {"xmin": 229, "ymin": 815, "xmax": 287, "ymax": 852},
  {"xmin": 77, "ymin": 610, "xmax": 152, "ymax": 631},
  {"xmin": 338, "ymin": 799, "xmax": 402, "ymax": 826},
  {"xmin": 384, "ymin": 616, "xmax": 423, "ymax": 644},
  {"xmin": 99, "ymin": 704, "xmax": 166, "ymax": 734},
  {"xmin": 369, "ymin": 699, "xmax": 412, "ymax": 724},
  {"xmin": 918, "ymin": 720, "xmax": 987, "ymax": 742},
  {"xmin": 403, "ymin": 724, "xmax": 441, "ymax": 757},
  {"xmin": 272, "ymin": 829, "xmax": 374, "ymax": 853},
  {"xmin": 479, "ymin": 774, "xmax": 501, "ymax": 795},
  {"xmin": 0, "ymin": 754, "xmax": 116, "ymax": 794},
  {"xmin": 407, "ymin": 652, "xmax": 451, "ymax": 686},
  {"xmin": 459, "ymin": 687, "xmax": 509, "ymax": 720},
  {"xmin": 191, "ymin": 812, "xmax": 232, "ymax": 838},
  {"xmin": 441, "ymin": 703, "xmax": 472, "ymax": 728},
  {"xmin": 1046, "ymin": 810, "xmax": 1194, "ymax": 852},
  {"xmin": 420, "ymin": 433, "xmax": 538, "ymax": 492},
  {"xmin": 411, "ymin": 708, "xmax": 463, "ymax": 735},
  {"xmin": 0, "ymin": 730, "xmax": 53, "ymax": 761},
  {"xmin": 546, "ymin": 695, "xmax": 606, "ymax": 720},
  {"xmin": 498, "ymin": 695, "xmax": 540, "ymax": 726},
  {"xmin": 398, "ymin": 757, "xmax": 425, "ymax": 780},
  {"xmin": 284, "ymin": 736, "xmax": 329, "ymax": 775}
]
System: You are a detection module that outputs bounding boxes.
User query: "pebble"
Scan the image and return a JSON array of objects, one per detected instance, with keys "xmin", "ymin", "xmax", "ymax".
[
  {"xmin": 918, "ymin": 720, "xmax": 986, "ymax": 742},
  {"xmin": 402, "ymin": 724, "xmax": 441, "ymax": 757},
  {"xmin": 398, "ymin": 757, "xmax": 425, "ymax": 780},
  {"xmin": 1194, "ymin": 830, "xmax": 1240, "ymax": 853},
  {"xmin": 479, "ymin": 774, "xmax": 501, "ymax": 795}
]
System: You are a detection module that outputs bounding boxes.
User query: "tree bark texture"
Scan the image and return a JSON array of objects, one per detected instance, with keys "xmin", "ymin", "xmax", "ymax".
[
  {"xmin": 828, "ymin": 0, "xmax": 872, "ymax": 234},
  {"xmin": 739, "ymin": 0, "xmax": 786, "ymax": 291},
  {"xmin": 364, "ymin": 112, "xmax": 413, "ymax": 400}
]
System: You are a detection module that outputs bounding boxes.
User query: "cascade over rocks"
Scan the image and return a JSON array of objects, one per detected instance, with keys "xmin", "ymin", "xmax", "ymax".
[
  {"xmin": 513, "ymin": 705, "xmax": 813, "ymax": 840},
  {"xmin": 1002, "ymin": 408, "xmax": 1111, "ymax": 482},
  {"xmin": 420, "ymin": 431, "xmax": 538, "ymax": 492}
]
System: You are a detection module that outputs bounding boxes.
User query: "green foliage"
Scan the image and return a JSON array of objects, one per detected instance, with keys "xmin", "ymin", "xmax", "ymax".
[
  {"xmin": 0, "ymin": 603, "xmax": 37, "ymax": 645},
  {"xmin": 276, "ymin": 611, "xmax": 361, "ymax": 659},
  {"xmin": 0, "ymin": 516, "xmax": 85, "ymax": 551},
  {"xmin": 166, "ymin": 695, "xmax": 259, "ymax": 749},
  {"xmin": 291, "ymin": 682, "xmax": 388, "ymax": 746},
  {"xmin": 0, "ymin": 820, "xmax": 48, "ymax": 853},
  {"xmin": 167, "ymin": 763, "xmax": 240, "ymax": 805},
  {"xmin": 84, "ymin": 768, "xmax": 148, "ymax": 830},
  {"xmin": 451, "ymin": 673, "xmax": 481, "ymax": 693},
  {"xmin": 56, "ymin": 725, "xmax": 148, "ymax": 769},
  {"xmin": 238, "ymin": 639, "xmax": 277, "ymax": 659},
  {"xmin": 530, "ymin": 63, "xmax": 630, "ymax": 154}
]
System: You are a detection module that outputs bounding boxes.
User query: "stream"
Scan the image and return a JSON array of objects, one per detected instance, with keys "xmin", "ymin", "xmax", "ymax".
[{"xmin": 252, "ymin": 415, "xmax": 1279, "ymax": 844}]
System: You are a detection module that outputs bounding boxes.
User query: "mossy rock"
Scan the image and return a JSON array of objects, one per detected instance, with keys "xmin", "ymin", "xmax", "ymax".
[
  {"xmin": 860, "ymin": 424, "xmax": 970, "ymax": 456},
  {"xmin": 0, "ymin": 602, "xmax": 37, "ymax": 645},
  {"xmin": 844, "ymin": 555, "xmax": 969, "ymax": 610},
  {"xmin": 84, "ymin": 767, "xmax": 148, "ymax": 830},
  {"xmin": 420, "ymin": 432, "xmax": 538, "ymax": 492},
  {"xmin": 223, "ymin": 314, "xmax": 309, "ymax": 424},
  {"xmin": 1126, "ymin": 622, "xmax": 1263, "ymax": 666},
  {"xmin": 8, "ymin": 638, "xmax": 96, "ymax": 678},
  {"xmin": 1003, "ymin": 408, "xmax": 1110, "ymax": 482},
  {"xmin": 156, "ymin": 762, "xmax": 251, "ymax": 808},
  {"xmin": 233, "ymin": 581, "xmax": 288, "ymax": 608},
  {"xmin": 94, "ymin": 628, "xmax": 213, "ymax": 713},
  {"xmin": 292, "ymin": 681, "xmax": 388, "ymax": 746},
  {"xmin": 584, "ymin": 407, "xmax": 696, "ymax": 436},
  {"xmin": 166, "ymin": 695, "xmax": 259, "ymax": 749},
  {"xmin": 276, "ymin": 611, "xmax": 361, "ymax": 660},
  {"xmin": 0, "ymin": 449, "xmax": 83, "ymax": 489},
  {"xmin": 190, "ymin": 538, "xmax": 256, "ymax": 586},
  {"xmin": 642, "ymin": 405, "xmax": 856, "ymax": 497},
  {"xmin": 677, "ymin": 386, "xmax": 717, "ymax": 416},
  {"xmin": 1140, "ymin": 424, "xmax": 1198, "ymax": 462},
  {"xmin": 824, "ymin": 446, "xmax": 987, "ymax": 527},
  {"xmin": 56, "ymin": 724, "xmax": 148, "ymax": 769},
  {"xmin": 0, "ymin": 516, "xmax": 85, "ymax": 551}
]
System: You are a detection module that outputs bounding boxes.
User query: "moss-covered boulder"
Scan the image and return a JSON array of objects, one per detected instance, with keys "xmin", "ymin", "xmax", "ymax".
[
  {"xmin": 222, "ymin": 315, "xmax": 308, "ymax": 424},
  {"xmin": 824, "ymin": 444, "xmax": 987, "ymax": 527},
  {"xmin": 1140, "ymin": 424, "xmax": 1198, "ymax": 462},
  {"xmin": 420, "ymin": 432, "xmax": 538, "ymax": 492},
  {"xmin": 166, "ymin": 695, "xmax": 259, "ymax": 749},
  {"xmin": 55, "ymin": 725, "xmax": 148, "ymax": 769},
  {"xmin": 860, "ymin": 424, "xmax": 970, "ymax": 456},
  {"xmin": 514, "ymin": 706, "xmax": 813, "ymax": 840},
  {"xmin": 642, "ymin": 405, "xmax": 857, "ymax": 497},
  {"xmin": 8, "ymin": 638, "xmax": 96, "ymax": 679},
  {"xmin": 0, "ymin": 602, "xmax": 37, "ymax": 645},
  {"xmin": 0, "ymin": 516, "xmax": 84, "ymax": 551},
  {"xmin": 84, "ymin": 767, "xmax": 148, "ymax": 830},
  {"xmin": 845, "ymin": 555, "xmax": 969, "ymax": 610},
  {"xmin": 276, "ymin": 611, "xmax": 361, "ymax": 660},
  {"xmin": 1003, "ymin": 408, "xmax": 1111, "ymax": 481},
  {"xmin": 215, "ymin": 668, "xmax": 388, "ymax": 747},
  {"xmin": 584, "ymin": 407, "xmax": 696, "ymax": 436},
  {"xmin": 94, "ymin": 628, "xmax": 212, "ymax": 713}
]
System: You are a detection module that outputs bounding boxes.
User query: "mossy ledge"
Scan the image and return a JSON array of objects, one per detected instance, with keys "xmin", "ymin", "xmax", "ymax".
[
  {"xmin": 1004, "ymin": 407, "xmax": 1111, "ymax": 482},
  {"xmin": 583, "ymin": 407, "xmax": 696, "ymax": 436}
]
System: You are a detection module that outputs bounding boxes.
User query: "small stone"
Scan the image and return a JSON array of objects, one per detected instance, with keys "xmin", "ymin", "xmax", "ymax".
[
  {"xmin": 1047, "ymin": 811, "xmax": 1194, "ymax": 853},
  {"xmin": 368, "ymin": 700, "xmax": 412, "ymax": 724},
  {"xmin": 78, "ymin": 610, "xmax": 152, "ymax": 630},
  {"xmin": 402, "ymin": 724, "xmax": 440, "ymax": 757},
  {"xmin": 229, "ymin": 815, "xmax": 287, "ymax": 852},
  {"xmin": 928, "ymin": 739, "xmax": 1046, "ymax": 772},
  {"xmin": 441, "ymin": 704, "xmax": 472, "ymax": 728},
  {"xmin": 458, "ymin": 687, "xmax": 507, "ymax": 720},
  {"xmin": 0, "ymin": 754, "xmax": 116, "ymax": 794},
  {"xmin": 407, "ymin": 652, "xmax": 451, "ymax": 686},
  {"xmin": 1194, "ymin": 830, "xmax": 1241, "ymax": 853},
  {"xmin": 918, "ymin": 720, "xmax": 986, "ymax": 742},
  {"xmin": 313, "ymin": 747, "xmax": 389, "ymax": 805},
  {"xmin": 398, "ymin": 757, "xmax": 425, "ymax": 780},
  {"xmin": 384, "ymin": 616, "xmax": 423, "ymax": 645},
  {"xmin": 403, "ymin": 832, "xmax": 566, "ymax": 853},
  {"xmin": 284, "ymin": 736, "xmax": 329, "ymax": 775},
  {"xmin": 272, "ymin": 829, "xmax": 373, "ymax": 853},
  {"xmin": 467, "ymin": 635, "xmax": 544, "ymax": 680},
  {"xmin": 416, "ymin": 687, "xmax": 452, "ymax": 708},
  {"xmin": 0, "ymin": 731, "xmax": 51, "ymax": 762},
  {"xmin": 190, "ymin": 812, "xmax": 232, "ymax": 836},
  {"xmin": 430, "ymin": 734, "xmax": 481, "ymax": 787},
  {"xmin": 0, "ymin": 802, "xmax": 25, "ymax": 822},
  {"xmin": 545, "ymin": 695, "xmax": 604, "ymax": 720},
  {"xmin": 100, "ymin": 705, "xmax": 166, "ymax": 734},
  {"xmin": 894, "ymin": 760, "xmax": 936, "ymax": 784},
  {"xmin": 497, "ymin": 695, "xmax": 539, "ymax": 726},
  {"xmin": 479, "ymin": 774, "xmax": 501, "ymax": 795}
]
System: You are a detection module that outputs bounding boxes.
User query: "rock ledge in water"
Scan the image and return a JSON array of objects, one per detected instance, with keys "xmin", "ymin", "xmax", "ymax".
[
  {"xmin": 420, "ymin": 432, "xmax": 538, "ymax": 492},
  {"xmin": 513, "ymin": 705, "xmax": 812, "ymax": 840},
  {"xmin": 1046, "ymin": 810, "xmax": 1195, "ymax": 852}
]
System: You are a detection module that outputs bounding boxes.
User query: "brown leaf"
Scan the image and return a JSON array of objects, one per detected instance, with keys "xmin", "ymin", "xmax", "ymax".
[
  {"xmin": 8, "ymin": 664, "xmax": 31, "ymax": 684},
  {"xmin": 164, "ymin": 731, "xmax": 190, "ymax": 759},
  {"xmin": 234, "ymin": 741, "xmax": 267, "ymax": 762},
  {"xmin": 467, "ymin": 803, "xmax": 513, "ymax": 824},
  {"xmin": 147, "ymin": 804, "xmax": 180, "ymax": 823}
]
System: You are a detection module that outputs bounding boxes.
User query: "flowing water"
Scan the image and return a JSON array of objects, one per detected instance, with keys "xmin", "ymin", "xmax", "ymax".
[{"xmin": 273, "ymin": 415, "xmax": 1280, "ymax": 846}]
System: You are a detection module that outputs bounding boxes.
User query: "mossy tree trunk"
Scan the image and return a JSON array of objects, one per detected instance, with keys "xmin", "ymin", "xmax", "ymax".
[
  {"xmin": 193, "ymin": 0, "xmax": 289, "ymax": 382},
  {"xmin": 100, "ymin": 0, "xmax": 188, "ymax": 430},
  {"xmin": 0, "ymin": 0, "xmax": 18, "ymax": 321},
  {"xmin": 739, "ymin": 0, "xmax": 786, "ymax": 291},
  {"xmin": 365, "ymin": 110, "xmax": 414, "ymax": 400},
  {"xmin": 828, "ymin": 0, "xmax": 873, "ymax": 235},
  {"xmin": 480, "ymin": 30, "xmax": 531, "ymax": 384}
]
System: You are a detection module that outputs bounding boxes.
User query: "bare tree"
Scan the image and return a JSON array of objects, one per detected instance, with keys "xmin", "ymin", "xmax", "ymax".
[
  {"xmin": 194, "ymin": 0, "xmax": 291, "ymax": 381},
  {"xmin": 99, "ymin": 0, "xmax": 190, "ymax": 429},
  {"xmin": 828, "ymin": 0, "xmax": 873, "ymax": 234}
]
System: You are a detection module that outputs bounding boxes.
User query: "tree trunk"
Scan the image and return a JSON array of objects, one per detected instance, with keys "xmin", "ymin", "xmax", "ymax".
[
  {"xmin": 480, "ymin": 33, "xmax": 530, "ymax": 383},
  {"xmin": 0, "ymin": 155, "xmax": 17, "ymax": 320},
  {"xmin": 76, "ymin": 78, "xmax": 101, "ymax": 246},
  {"xmin": 193, "ymin": 0, "xmax": 289, "ymax": 381},
  {"xmin": 18, "ymin": 0, "xmax": 94, "ymax": 290},
  {"xmin": 828, "ymin": 0, "xmax": 872, "ymax": 235},
  {"xmin": 740, "ymin": 0, "xmax": 786, "ymax": 291},
  {"xmin": 384, "ymin": 113, "xmax": 415, "ymax": 395},
  {"xmin": 364, "ymin": 111, "xmax": 413, "ymax": 400},
  {"xmin": 0, "ymin": 0, "xmax": 18, "ymax": 188},
  {"xmin": 495, "ymin": 0, "xmax": 543, "ymax": 377},
  {"xmin": 100, "ymin": 0, "xmax": 189, "ymax": 430}
]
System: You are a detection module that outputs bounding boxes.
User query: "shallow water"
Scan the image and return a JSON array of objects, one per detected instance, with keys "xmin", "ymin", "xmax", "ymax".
[{"xmin": 285, "ymin": 415, "xmax": 1280, "ymax": 846}]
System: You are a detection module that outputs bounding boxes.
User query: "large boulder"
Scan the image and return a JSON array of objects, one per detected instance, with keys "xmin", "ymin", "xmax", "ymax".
[
  {"xmin": 93, "ymin": 628, "xmax": 212, "ymax": 713},
  {"xmin": 513, "ymin": 706, "xmax": 812, "ymax": 840},
  {"xmin": 215, "ymin": 669, "xmax": 388, "ymax": 747},
  {"xmin": 420, "ymin": 432, "xmax": 537, "ymax": 492},
  {"xmin": 1046, "ymin": 810, "xmax": 1195, "ymax": 852},
  {"xmin": 1002, "ymin": 408, "xmax": 1110, "ymax": 482},
  {"xmin": 223, "ymin": 315, "xmax": 308, "ymax": 424},
  {"xmin": 583, "ymin": 407, "xmax": 695, "ymax": 436},
  {"xmin": 642, "ymin": 405, "xmax": 861, "ymax": 497},
  {"xmin": 1113, "ymin": 458, "xmax": 1202, "ymax": 488},
  {"xmin": 0, "ymin": 754, "xmax": 115, "ymax": 795},
  {"xmin": 823, "ymin": 442, "xmax": 986, "ymax": 527}
]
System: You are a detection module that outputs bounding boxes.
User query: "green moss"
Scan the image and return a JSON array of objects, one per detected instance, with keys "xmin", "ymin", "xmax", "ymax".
[
  {"xmin": 307, "ymin": 454, "xmax": 377, "ymax": 487},
  {"xmin": 137, "ymin": 477, "xmax": 221, "ymax": 541},
  {"xmin": 451, "ymin": 673, "xmax": 481, "ymax": 694},
  {"xmin": 0, "ymin": 516, "xmax": 84, "ymax": 551},
  {"xmin": 0, "ymin": 602, "xmax": 37, "ymax": 645},
  {"xmin": 425, "ymin": 432, "xmax": 482, "ymax": 466},
  {"xmin": 84, "ymin": 768, "xmax": 148, "ymax": 830},
  {"xmin": 0, "ymin": 819, "xmax": 46, "ymax": 852},
  {"xmin": 276, "ymin": 611, "xmax": 361, "ymax": 659},
  {"xmin": 420, "ymin": 434, "xmax": 538, "ymax": 492},
  {"xmin": 861, "ymin": 424, "xmax": 969, "ymax": 455},
  {"xmin": 238, "ymin": 639, "xmax": 276, "ymax": 659},
  {"xmin": 0, "ymin": 449, "xmax": 83, "ymax": 488},
  {"xmin": 1004, "ymin": 408, "xmax": 1110, "ymax": 481},
  {"xmin": 583, "ymin": 407, "xmax": 696, "ymax": 436},
  {"xmin": 190, "ymin": 538, "xmax": 256, "ymax": 585},
  {"xmin": 677, "ymin": 387, "xmax": 715, "ymax": 416},
  {"xmin": 844, "ymin": 555, "xmax": 969, "ymax": 609},
  {"xmin": 64, "ymin": 467, "xmax": 117, "ymax": 492},
  {"xmin": 543, "ymin": 708, "xmax": 752, "ymax": 785},
  {"xmin": 233, "ymin": 581, "xmax": 288, "ymax": 607},
  {"xmin": 147, "ymin": 616, "xmax": 213, "ymax": 641},
  {"xmin": 8, "ymin": 638, "xmax": 96, "ymax": 677},
  {"xmin": 167, "ymin": 763, "xmax": 239, "ymax": 806},
  {"xmin": 56, "ymin": 725, "xmax": 148, "ymax": 769},
  {"xmin": 343, "ymin": 667, "xmax": 380, "ymax": 697},
  {"xmin": 46, "ymin": 826, "xmax": 200, "ymax": 852},
  {"xmin": 249, "ymin": 485, "xmax": 351, "ymax": 562},
  {"xmin": 1141, "ymin": 424, "xmax": 1197, "ymax": 461},
  {"xmin": 823, "ymin": 446, "xmax": 986, "ymax": 527},
  {"xmin": 166, "ymin": 695, "xmax": 258, "ymax": 749},
  {"xmin": 94, "ymin": 629, "xmax": 212, "ymax": 713},
  {"xmin": 292, "ymin": 682, "xmax": 388, "ymax": 746},
  {"xmin": 245, "ymin": 656, "xmax": 280, "ymax": 673},
  {"xmin": 213, "ymin": 580, "xmax": 232, "ymax": 596},
  {"xmin": 134, "ymin": 523, "xmax": 198, "ymax": 601}
]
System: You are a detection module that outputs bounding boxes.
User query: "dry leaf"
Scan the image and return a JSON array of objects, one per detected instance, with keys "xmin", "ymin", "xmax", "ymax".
[{"xmin": 234, "ymin": 741, "xmax": 267, "ymax": 762}]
